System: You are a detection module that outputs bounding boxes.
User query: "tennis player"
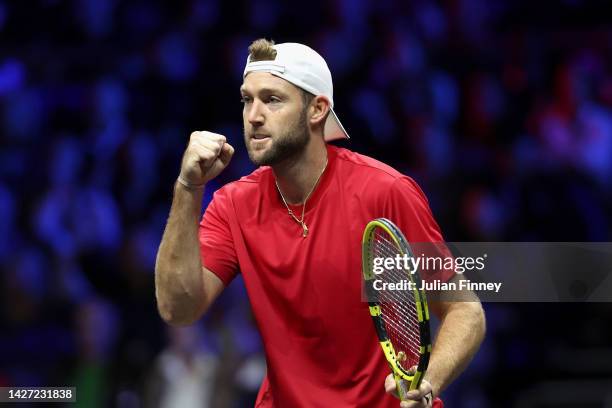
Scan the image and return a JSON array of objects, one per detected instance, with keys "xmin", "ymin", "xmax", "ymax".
[{"xmin": 155, "ymin": 39, "xmax": 486, "ymax": 408}]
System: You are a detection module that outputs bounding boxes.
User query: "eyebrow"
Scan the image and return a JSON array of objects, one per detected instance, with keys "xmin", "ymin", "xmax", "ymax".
[{"xmin": 239, "ymin": 86, "xmax": 289, "ymax": 97}]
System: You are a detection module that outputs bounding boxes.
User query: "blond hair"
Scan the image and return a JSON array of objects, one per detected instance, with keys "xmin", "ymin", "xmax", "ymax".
[{"xmin": 248, "ymin": 38, "xmax": 277, "ymax": 62}]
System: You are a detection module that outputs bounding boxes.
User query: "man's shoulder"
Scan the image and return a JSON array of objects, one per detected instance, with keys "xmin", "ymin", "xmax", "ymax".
[
  {"xmin": 332, "ymin": 146, "xmax": 405, "ymax": 183},
  {"xmin": 331, "ymin": 146, "xmax": 427, "ymax": 202}
]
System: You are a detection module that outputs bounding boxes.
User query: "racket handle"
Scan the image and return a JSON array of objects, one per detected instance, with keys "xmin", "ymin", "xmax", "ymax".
[{"xmin": 395, "ymin": 374, "xmax": 409, "ymax": 401}]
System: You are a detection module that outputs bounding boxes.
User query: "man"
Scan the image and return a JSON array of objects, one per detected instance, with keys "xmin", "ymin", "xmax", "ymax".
[{"xmin": 155, "ymin": 39, "xmax": 485, "ymax": 407}]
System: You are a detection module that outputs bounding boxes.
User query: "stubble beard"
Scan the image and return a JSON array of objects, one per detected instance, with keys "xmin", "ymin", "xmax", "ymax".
[{"xmin": 245, "ymin": 108, "xmax": 309, "ymax": 167}]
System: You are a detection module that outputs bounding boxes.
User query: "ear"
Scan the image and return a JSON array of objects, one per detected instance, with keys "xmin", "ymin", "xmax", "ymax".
[{"xmin": 309, "ymin": 95, "xmax": 331, "ymax": 127}]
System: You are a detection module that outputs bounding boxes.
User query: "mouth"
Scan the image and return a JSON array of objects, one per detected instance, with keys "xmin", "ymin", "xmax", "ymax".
[{"xmin": 250, "ymin": 133, "xmax": 271, "ymax": 142}]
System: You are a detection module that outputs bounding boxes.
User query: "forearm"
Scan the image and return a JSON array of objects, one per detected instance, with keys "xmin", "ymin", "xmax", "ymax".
[
  {"xmin": 425, "ymin": 301, "xmax": 486, "ymax": 397},
  {"xmin": 155, "ymin": 181, "xmax": 206, "ymax": 325}
]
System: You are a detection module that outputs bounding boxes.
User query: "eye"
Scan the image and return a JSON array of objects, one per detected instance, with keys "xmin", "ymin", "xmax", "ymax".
[
  {"xmin": 267, "ymin": 96, "xmax": 282, "ymax": 104},
  {"xmin": 240, "ymin": 95, "xmax": 252, "ymax": 104}
]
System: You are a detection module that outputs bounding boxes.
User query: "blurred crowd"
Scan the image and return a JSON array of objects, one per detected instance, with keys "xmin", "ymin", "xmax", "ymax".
[{"xmin": 1, "ymin": 0, "xmax": 611, "ymax": 407}]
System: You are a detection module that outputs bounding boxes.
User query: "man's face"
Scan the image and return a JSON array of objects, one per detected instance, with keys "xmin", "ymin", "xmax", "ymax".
[{"xmin": 241, "ymin": 72, "xmax": 310, "ymax": 166}]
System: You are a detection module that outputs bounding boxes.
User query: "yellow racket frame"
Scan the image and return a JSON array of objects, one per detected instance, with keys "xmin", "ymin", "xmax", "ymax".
[{"xmin": 362, "ymin": 218, "xmax": 431, "ymax": 401}]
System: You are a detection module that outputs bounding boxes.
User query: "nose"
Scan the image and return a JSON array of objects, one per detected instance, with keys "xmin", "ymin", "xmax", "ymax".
[{"xmin": 246, "ymin": 99, "xmax": 265, "ymax": 126}]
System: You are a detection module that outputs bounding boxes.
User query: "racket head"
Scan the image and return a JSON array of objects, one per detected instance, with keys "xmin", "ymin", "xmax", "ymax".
[{"xmin": 361, "ymin": 218, "xmax": 431, "ymax": 398}]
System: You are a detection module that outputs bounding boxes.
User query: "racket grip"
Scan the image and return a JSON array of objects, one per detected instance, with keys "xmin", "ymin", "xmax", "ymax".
[{"xmin": 395, "ymin": 374, "xmax": 409, "ymax": 401}]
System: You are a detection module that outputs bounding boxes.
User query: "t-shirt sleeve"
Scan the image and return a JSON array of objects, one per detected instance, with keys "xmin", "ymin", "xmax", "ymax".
[
  {"xmin": 199, "ymin": 190, "xmax": 239, "ymax": 286},
  {"xmin": 383, "ymin": 176, "xmax": 454, "ymax": 282}
]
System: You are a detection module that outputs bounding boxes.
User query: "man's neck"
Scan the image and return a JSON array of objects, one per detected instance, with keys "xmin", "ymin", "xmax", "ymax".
[{"xmin": 272, "ymin": 139, "xmax": 328, "ymax": 205}]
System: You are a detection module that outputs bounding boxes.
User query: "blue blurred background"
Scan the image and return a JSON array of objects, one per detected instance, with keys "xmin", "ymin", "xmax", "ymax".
[{"xmin": 1, "ymin": 0, "xmax": 611, "ymax": 407}]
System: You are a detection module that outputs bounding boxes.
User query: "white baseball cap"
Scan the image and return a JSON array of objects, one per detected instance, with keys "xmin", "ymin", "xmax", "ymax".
[{"xmin": 243, "ymin": 42, "xmax": 350, "ymax": 142}]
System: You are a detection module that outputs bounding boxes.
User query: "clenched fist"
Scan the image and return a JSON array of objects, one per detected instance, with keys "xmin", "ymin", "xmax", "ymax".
[{"xmin": 179, "ymin": 131, "xmax": 235, "ymax": 188}]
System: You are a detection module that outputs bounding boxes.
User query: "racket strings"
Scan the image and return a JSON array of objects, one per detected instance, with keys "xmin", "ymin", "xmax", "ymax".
[{"xmin": 372, "ymin": 229, "xmax": 422, "ymax": 370}]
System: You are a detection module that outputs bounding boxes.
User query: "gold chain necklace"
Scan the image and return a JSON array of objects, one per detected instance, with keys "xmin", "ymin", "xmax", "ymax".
[{"xmin": 275, "ymin": 159, "xmax": 328, "ymax": 238}]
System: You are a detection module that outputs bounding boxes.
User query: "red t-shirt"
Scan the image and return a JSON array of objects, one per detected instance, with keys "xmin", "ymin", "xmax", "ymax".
[{"xmin": 200, "ymin": 145, "xmax": 448, "ymax": 407}]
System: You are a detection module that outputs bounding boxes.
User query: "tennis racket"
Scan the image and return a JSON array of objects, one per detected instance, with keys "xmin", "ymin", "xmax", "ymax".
[{"xmin": 361, "ymin": 218, "xmax": 431, "ymax": 402}]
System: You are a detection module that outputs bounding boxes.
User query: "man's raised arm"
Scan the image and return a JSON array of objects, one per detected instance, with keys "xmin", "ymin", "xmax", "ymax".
[{"xmin": 155, "ymin": 131, "xmax": 234, "ymax": 325}]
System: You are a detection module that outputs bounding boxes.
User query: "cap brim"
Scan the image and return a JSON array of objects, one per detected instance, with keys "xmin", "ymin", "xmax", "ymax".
[{"xmin": 324, "ymin": 108, "xmax": 350, "ymax": 141}]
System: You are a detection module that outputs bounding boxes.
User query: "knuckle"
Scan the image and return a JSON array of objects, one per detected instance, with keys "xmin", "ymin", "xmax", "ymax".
[
  {"xmin": 202, "ymin": 131, "xmax": 219, "ymax": 138},
  {"xmin": 190, "ymin": 130, "xmax": 220, "ymax": 142},
  {"xmin": 201, "ymin": 150, "xmax": 214, "ymax": 160},
  {"xmin": 210, "ymin": 132, "xmax": 226, "ymax": 143}
]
